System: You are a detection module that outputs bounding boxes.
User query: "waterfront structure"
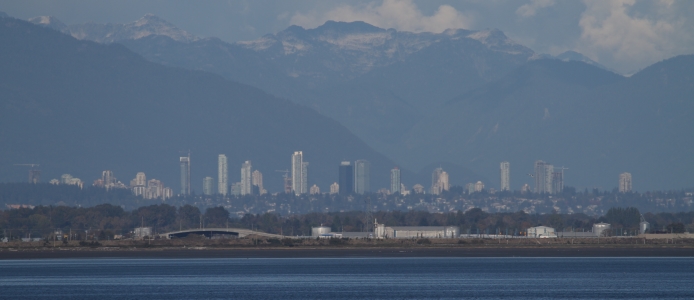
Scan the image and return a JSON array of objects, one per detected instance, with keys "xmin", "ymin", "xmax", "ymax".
[
  {"xmin": 339, "ymin": 161, "xmax": 353, "ymax": 195},
  {"xmin": 374, "ymin": 223, "xmax": 459, "ymax": 239},
  {"xmin": 241, "ymin": 161, "xmax": 252, "ymax": 195},
  {"xmin": 330, "ymin": 182, "xmax": 339, "ymax": 194},
  {"xmin": 526, "ymin": 226, "xmax": 556, "ymax": 238},
  {"xmin": 252, "ymin": 170, "xmax": 265, "ymax": 195},
  {"xmin": 203, "ymin": 176, "xmax": 214, "ymax": 195},
  {"xmin": 593, "ymin": 222, "xmax": 611, "ymax": 237},
  {"xmin": 291, "ymin": 151, "xmax": 306, "ymax": 195},
  {"xmin": 534, "ymin": 160, "xmax": 553, "ymax": 194},
  {"xmin": 218, "ymin": 154, "xmax": 228, "ymax": 196},
  {"xmin": 310, "ymin": 184, "xmax": 320, "ymax": 195},
  {"xmin": 354, "ymin": 159, "xmax": 370, "ymax": 194},
  {"xmin": 180, "ymin": 155, "xmax": 190, "ymax": 195},
  {"xmin": 390, "ymin": 167, "xmax": 401, "ymax": 194},
  {"xmin": 474, "ymin": 181, "xmax": 484, "ymax": 192},
  {"xmin": 500, "ymin": 161, "xmax": 510, "ymax": 191},
  {"xmin": 619, "ymin": 172, "xmax": 632, "ymax": 193}
]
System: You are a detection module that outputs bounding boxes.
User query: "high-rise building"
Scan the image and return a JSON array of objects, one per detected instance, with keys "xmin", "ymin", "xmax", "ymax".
[
  {"xmin": 390, "ymin": 167, "xmax": 401, "ymax": 194},
  {"xmin": 412, "ymin": 184, "xmax": 424, "ymax": 194},
  {"xmin": 218, "ymin": 154, "xmax": 228, "ymax": 196},
  {"xmin": 131, "ymin": 172, "xmax": 147, "ymax": 196},
  {"xmin": 301, "ymin": 162, "xmax": 309, "ymax": 194},
  {"xmin": 180, "ymin": 155, "xmax": 190, "ymax": 195},
  {"xmin": 466, "ymin": 183, "xmax": 475, "ymax": 194},
  {"xmin": 338, "ymin": 161, "xmax": 353, "ymax": 195},
  {"xmin": 310, "ymin": 184, "xmax": 320, "ymax": 195},
  {"xmin": 619, "ymin": 172, "xmax": 632, "ymax": 193},
  {"xmin": 231, "ymin": 182, "xmax": 242, "ymax": 196},
  {"xmin": 202, "ymin": 177, "xmax": 214, "ymax": 195},
  {"xmin": 354, "ymin": 159, "xmax": 370, "ymax": 194},
  {"xmin": 241, "ymin": 160, "xmax": 252, "ymax": 196},
  {"xmin": 102, "ymin": 170, "xmax": 116, "ymax": 190},
  {"xmin": 291, "ymin": 151, "xmax": 304, "ymax": 195},
  {"xmin": 252, "ymin": 170, "xmax": 266, "ymax": 195},
  {"xmin": 534, "ymin": 160, "xmax": 553, "ymax": 194},
  {"xmin": 552, "ymin": 172, "xmax": 563, "ymax": 194},
  {"xmin": 431, "ymin": 168, "xmax": 443, "ymax": 194},
  {"xmin": 474, "ymin": 181, "xmax": 485, "ymax": 192},
  {"xmin": 500, "ymin": 161, "xmax": 510, "ymax": 192},
  {"xmin": 430, "ymin": 168, "xmax": 449, "ymax": 195},
  {"xmin": 330, "ymin": 182, "xmax": 339, "ymax": 194}
]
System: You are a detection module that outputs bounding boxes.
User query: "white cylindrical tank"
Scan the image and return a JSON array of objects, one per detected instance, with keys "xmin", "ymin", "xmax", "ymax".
[
  {"xmin": 311, "ymin": 226, "xmax": 331, "ymax": 237},
  {"xmin": 640, "ymin": 221, "xmax": 650, "ymax": 234},
  {"xmin": 593, "ymin": 223, "xmax": 611, "ymax": 237}
]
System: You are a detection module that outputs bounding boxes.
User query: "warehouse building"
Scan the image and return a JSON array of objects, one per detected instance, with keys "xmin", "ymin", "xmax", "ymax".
[
  {"xmin": 526, "ymin": 226, "xmax": 556, "ymax": 238},
  {"xmin": 374, "ymin": 222, "xmax": 459, "ymax": 239}
]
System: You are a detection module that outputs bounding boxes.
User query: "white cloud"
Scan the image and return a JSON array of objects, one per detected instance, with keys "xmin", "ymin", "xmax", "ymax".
[
  {"xmin": 577, "ymin": 0, "xmax": 689, "ymax": 73},
  {"xmin": 288, "ymin": 0, "xmax": 473, "ymax": 33},
  {"xmin": 516, "ymin": 0, "xmax": 556, "ymax": 18}
]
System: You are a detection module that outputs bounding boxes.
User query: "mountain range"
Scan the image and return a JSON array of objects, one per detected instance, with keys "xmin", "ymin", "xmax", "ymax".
[
  {"xmin": 8, "ymin": 13, "xmax": 694, "ymax": 191},
  {"xmin": 4, "ymin": 15, "xmax": 472, "ymax": 193}
]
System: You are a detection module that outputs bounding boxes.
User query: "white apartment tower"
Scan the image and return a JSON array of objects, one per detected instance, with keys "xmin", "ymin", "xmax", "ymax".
[
  {"xmin": 218, "ymin": 154, "xmax": 228, "ymax": 196},
  {"xmin": 619, "ymin": 172, "xmax": 632, "ymax": 193},
  {"xmin": 180, "ymin": 155, "xmax": 190, "ymax": 195},
  {"xmin": 241, "ymin": 160, "xmax": 252, "ymax": 195},
  {"xmin": 292, "ymin": 151, "xmax": 304, "ymax": 195},
  {"xmin": 202, "ymin": 177, "xmax": 214, "ymax": 195},
  {"xmin": 390, "ymin": 167, "xmax": 401, "ymax": 194},
  {"xmin": 500, "ymin": 161, "xmax": 510, "ymax": 192}
]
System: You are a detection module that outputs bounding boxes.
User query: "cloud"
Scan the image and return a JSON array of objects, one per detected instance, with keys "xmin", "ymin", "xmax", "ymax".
[
  {"xmin": 516, "ymin": 0, "xmax": 556, "ymax": 18},
  {"xmin": 577, "ymin": 0, "xmax": 689, "ymax": 73},
  {"xmin": 289, "ymin": 0, "xmax": 473, "ymax": 33}
]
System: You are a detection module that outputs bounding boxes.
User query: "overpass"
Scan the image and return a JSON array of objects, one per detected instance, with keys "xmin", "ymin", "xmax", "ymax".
[{"xmin": 161, "ymin": 228, "xmax": 286, "ymax": 239}]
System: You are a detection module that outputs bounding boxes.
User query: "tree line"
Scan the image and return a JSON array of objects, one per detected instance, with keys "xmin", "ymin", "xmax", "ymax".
[{"xmin": 1, "ymin": 204, "xmax": 692, "ymax": 241}]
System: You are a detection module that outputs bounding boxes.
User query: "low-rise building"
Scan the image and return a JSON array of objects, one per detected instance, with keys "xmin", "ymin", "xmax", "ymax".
[
  {"xmin": 526, "ymin": 226, "xmax": 556, "ymax": 238},
  {"xmin": 374, "ymin": 222, "xmax": 459, "ymax": 238}
]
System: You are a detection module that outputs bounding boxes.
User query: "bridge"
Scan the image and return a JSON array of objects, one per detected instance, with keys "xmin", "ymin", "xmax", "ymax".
[{"xmin": 161, "ymin": 228, "xmax": 286, "ymax": 239}]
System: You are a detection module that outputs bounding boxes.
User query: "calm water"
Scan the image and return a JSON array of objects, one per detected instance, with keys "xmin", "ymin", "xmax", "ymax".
[{"xmin": 1, "ymin": 257, "xmax": 693, "ymax": 299}]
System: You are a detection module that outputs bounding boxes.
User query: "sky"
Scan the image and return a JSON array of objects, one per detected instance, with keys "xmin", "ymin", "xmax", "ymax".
[{"xmin": 1, "ymin": 0, "xmax": 693, "ymax": 74}]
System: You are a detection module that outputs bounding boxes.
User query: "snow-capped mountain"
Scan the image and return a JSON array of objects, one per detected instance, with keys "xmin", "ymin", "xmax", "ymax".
[{"xmin": 29, "ymin": 14, "xmax": 198, "ymax": 43}]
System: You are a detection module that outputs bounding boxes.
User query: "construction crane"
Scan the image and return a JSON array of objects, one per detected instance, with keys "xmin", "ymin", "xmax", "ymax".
[
  {"xmin": 14, "ymin": 164, "xmax": 41, "ymax": 184},
  {"xmin": 275, "ymin": 170, "xmax": 291, "ymax": 193}
]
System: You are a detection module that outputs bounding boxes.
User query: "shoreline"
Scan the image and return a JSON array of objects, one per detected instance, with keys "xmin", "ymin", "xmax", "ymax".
[{"xmin": 2, "ymin": 246, "xmax": 694, "ymax": 259}]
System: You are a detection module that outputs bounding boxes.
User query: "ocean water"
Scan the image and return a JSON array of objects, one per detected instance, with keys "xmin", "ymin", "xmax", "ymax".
[{"xmin": 1, "ymin": 257, "xmax": 693, "ymax": 299}]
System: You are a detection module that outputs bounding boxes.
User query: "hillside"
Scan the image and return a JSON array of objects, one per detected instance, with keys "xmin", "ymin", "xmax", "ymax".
[
  {"xmin": 402, "ymin": 58, "xmax": 694, "ymax": 190},
  {"xmin": 0, "ymin": 16, "xmax": 415, "ymax": 192}
]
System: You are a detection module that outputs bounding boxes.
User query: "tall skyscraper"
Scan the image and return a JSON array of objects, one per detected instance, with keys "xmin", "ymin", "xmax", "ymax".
[
  {"xmin": 218, "ymin": 154, "xmax": 228, "ymax": 196},
  {"xmin": 202, "ymin": 177, "xmax": 214, "ymax": 195},
  {"xmin": 330, "ymin": 182, "xmax": 339, "ymax": 194},
  {"xmin": 180, "ymin": 154, "xmax": 190, "ymax": 195},
  {"xmin": 619, "ymin": 172, "xmax": 632, "ymax": 193},
  {"xmin": 241, "ymin": 160, "xmax": 252, "ymax": 195},
  {"xmin": 338, "ymin": 161, "xmax": 353, "ymax": 195},
  {"xmin": 354, "ymin": 159, "xmax": 370, "ymax": 194},
  {"xmin": 534, "ymin": 160, "xmax": 553, "ymax": 194},
  {"xmin": 390, "ymin": 167, "xmax": 401, "ymax": 194},
  {"xmin": 252, "ymin": 170, "xmax": 265, "ymax": 195},
  {"xmin": 301, "ymin": 162, "xmax": 309, "ymax": 194},
  {"xmin": 430, "ymin": 168, "xmax": 449, "ymax": 195},
  {"xmin": 552, "ymin": 172, "xmax": 563, "ymax": 194},
  {"xmin": 291, "ymin": 151, "xmax": 304, "ymax": 195},
  {"xmin": 500, "ymin": 161, "xmax": 510, "ymax": 191}
]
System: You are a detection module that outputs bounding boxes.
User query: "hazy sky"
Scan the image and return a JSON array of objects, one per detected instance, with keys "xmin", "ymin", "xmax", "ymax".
[{"xmin": 2, "ymin": 0, "xmax": 693, "ymax": 74}]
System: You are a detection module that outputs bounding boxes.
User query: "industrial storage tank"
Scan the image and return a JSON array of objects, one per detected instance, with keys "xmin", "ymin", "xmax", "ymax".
[
  {"xmin": 593, "ymin": 223, "xmax": 611, "ymax": 237},
  {"xmin": 311, "ymin": 226, "xmax": 331, "ymax": 237},
  {"xmin": 640, "ymin": 221, "xmax": 650, "ymax": 234}
]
